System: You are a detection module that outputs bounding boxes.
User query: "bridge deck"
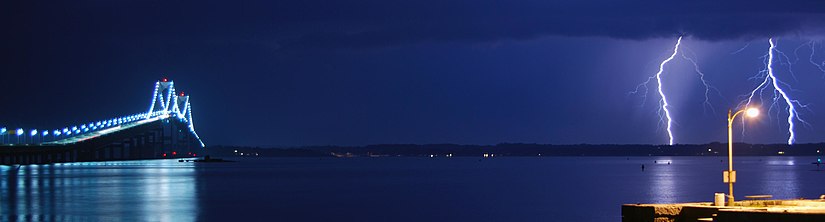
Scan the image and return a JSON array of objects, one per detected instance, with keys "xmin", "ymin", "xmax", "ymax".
[{"xmin": 43, "ymin": 116, "xmax": 165, "ymax": 146}]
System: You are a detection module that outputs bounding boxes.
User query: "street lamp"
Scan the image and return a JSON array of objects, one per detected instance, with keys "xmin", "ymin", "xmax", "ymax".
[
  {"xmin": 16, "ymin": 128, "xmax": 24, "ymax": 144},
  {"xmin": 726, "ymin": 107, "xmax": 760, "ymax": 205},
  {"xmin": 0, "ymin": 127, "xmax": 6, "ymax": 145},
  {"xmin": 30, "ymin": 129, "xmax": 37, "ymax": 144}
]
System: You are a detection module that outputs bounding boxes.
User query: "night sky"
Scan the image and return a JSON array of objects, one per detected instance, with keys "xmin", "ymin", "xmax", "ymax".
[{"xmin": 2, "ymin": 0, "xmax": 825, "ymax": 146}]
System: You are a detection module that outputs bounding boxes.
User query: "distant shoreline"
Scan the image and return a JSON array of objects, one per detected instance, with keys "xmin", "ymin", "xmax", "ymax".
[{"xmin": 205, "ymin": 143, "xmax": 825, "ymax": 158}]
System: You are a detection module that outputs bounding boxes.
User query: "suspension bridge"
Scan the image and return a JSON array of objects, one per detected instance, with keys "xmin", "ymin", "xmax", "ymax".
[{"xmin": 0, "ymin": 79, "xmax": 205, "ymax": 165}]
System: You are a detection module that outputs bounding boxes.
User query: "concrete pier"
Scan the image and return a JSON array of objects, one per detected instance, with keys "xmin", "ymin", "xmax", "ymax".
[{"xmin": 622, "ymin": 199, "xmax": 825, "ymax": 222}]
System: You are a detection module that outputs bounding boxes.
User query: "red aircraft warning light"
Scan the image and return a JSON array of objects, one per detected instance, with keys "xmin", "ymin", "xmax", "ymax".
[{"xmin": 162, "ymin": 78, "xmax": 168, "ymax": 82}]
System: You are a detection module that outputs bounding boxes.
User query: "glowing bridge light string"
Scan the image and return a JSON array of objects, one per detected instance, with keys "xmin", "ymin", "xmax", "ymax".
[
  {"xmin": 741, "ymin": 38, "xmax": 809, "ymax": 145},
  {"xmin": 631, "ymin": 36, "xmax": 682, "ymax": 145},
  {"xmin": 12, "ymin": 79, "xmax": 204, "ymax": 148}
]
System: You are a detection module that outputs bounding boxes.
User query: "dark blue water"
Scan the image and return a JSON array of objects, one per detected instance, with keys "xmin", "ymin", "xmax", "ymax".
[{"xmin": 2, "ymin": 156, "xmax": 825, "ymax": 221}]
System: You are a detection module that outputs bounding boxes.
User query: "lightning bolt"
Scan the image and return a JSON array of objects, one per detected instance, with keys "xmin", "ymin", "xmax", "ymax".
[
  {"xmin": 742, "ymin": 38, "xmax": 807, "ymax": 145},
  {"xmin": 681, "ymin": 48, "xmax": 721, "ymax": 114},
  {"xmin": 632, "ymin": 36, "xmax": 682, "ymax": 145},
  {"xmin": 806, "ymin": 41, "xmax": 825, "ymax": 76},
  {"xmin": 731, "ymin": 43, "xmax": 751, "ymax": 55},
  {"xmin": 631, "ymin": 36, "xmax": 719, "ymax": 145}
]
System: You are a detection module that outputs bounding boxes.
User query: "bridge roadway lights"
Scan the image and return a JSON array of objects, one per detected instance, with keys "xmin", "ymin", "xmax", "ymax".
[
  {"xmin": 1, "ymin": 80, "xmax": 204, "ymax": 164},
  {"xmin": 0, "ymin": 118, "xmax": 201, "ymax": 164}
]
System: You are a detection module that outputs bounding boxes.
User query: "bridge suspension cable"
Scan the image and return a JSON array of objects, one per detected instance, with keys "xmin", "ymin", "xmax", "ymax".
[{"xmin": 1, "ymin": 79, "xmax": 204, "ymax": 147}]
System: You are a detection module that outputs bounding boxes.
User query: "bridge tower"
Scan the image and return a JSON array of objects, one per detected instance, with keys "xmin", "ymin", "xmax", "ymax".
[
  {"xmin": 0, "ymin": 78, "xmax": 205, "ymax": 165},
  {"xmin": 147, "ymin": 78, "xmax": 176, "ymax": 118}
]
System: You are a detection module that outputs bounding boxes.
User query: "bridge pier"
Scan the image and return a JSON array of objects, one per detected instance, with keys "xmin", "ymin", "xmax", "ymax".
[
  {"xmin": 120, "ymin": 142, "xmax": 126, "ymax": 159},
  {"xmin": 137, "ymin": 134, "xmax": 147, "ymax": 158},
  {"xmin": 126, "ymin": 139, "xmax": 136, "ymax": 159}
]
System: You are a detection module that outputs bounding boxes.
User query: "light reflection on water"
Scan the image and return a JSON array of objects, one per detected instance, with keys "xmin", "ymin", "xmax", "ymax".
[
  {"xmin": 1, "ymin": 160, "xmax": 197, "ymax": 221},
  {"xmin": 753, "ymin": 156, "xmax": 801, "ymax": 199},
  {"xmin": 760, "ymin": 163, "xmax": 800, "ymax": 198},
  {"xmin": 649, "ymin": 159, "xmax": 677, "ymax": 203},
  {"xmin": 641, "ymin": 156, "xmax": 823, "ymax": 204},
  {"xmin": 1, "ymin": 156, "xmax": 824, "ymax": 222}
]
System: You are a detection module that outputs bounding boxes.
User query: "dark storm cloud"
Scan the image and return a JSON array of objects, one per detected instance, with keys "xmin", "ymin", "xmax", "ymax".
[
  {"xmin": 224, "ymin": 0, "xmax": 825, "ymax": 49},
  {"xmin": 4, "ymin": 0, "xmax": 825, "ymax": 146},
  {"xmin": 6, "ymin": 0, "xmax": 824, "ymax": 50},
  {"xmin": 265, "ymin": 0, "xmax": 825, "ymax": 49}
]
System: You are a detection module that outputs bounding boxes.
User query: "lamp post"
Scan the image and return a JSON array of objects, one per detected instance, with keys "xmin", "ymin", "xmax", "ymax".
[
  {"xmin": 30, "ymin": 129, "xmax": 37, "ymax": 144},
  {"xmin": 16, "ymin": 128, "xmax": 24, "ymax": 144},
  {"xmin": 0, "ymin": 127, "xmax": 6, "ymax": 145},
  {"xmin": 726, "ymin": 107, "xmax": 760, "ymax": 206}
]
